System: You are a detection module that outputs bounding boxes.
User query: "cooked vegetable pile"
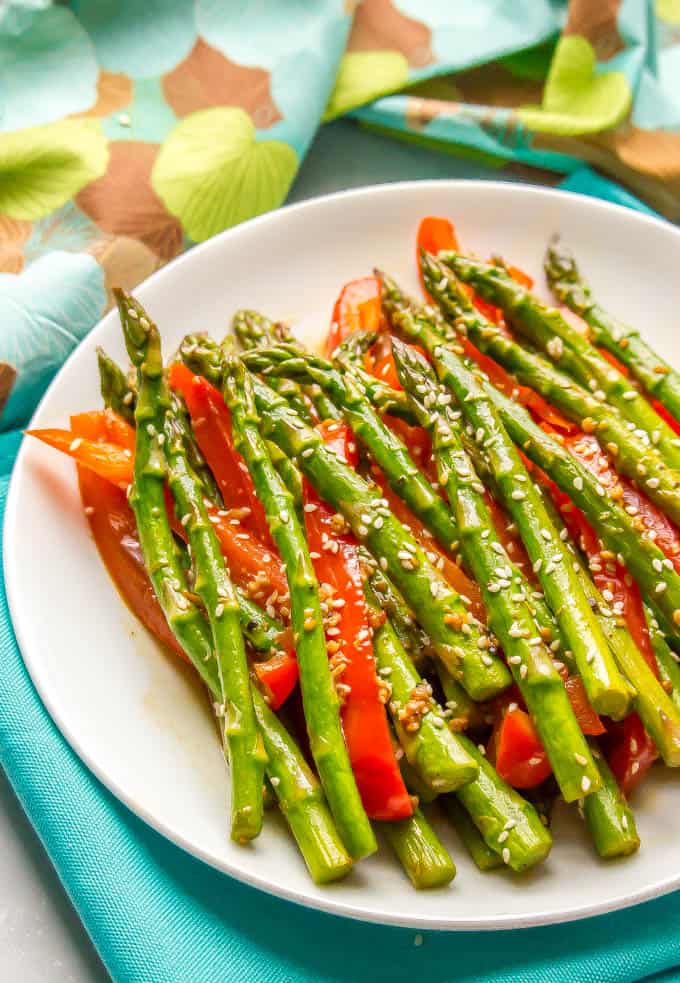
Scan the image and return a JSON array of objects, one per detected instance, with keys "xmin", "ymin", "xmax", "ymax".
[{"xmin": 28, "ymin": 217, "xmax": 680, "ymax": 889}]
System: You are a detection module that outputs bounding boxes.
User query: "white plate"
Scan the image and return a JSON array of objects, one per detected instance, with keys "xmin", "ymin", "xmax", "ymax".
[{"xmin": 6, "ymin": 181, "xmax": 680, "ymax": 931}]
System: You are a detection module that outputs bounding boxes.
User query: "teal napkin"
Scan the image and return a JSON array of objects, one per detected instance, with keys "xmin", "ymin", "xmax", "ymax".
[{"xmin": 3, "ymin": 166, "xmax": 680, "ymax": 982}]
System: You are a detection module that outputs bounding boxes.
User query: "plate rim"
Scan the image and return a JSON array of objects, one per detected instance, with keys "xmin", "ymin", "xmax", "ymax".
[{"xmin": 6, "ymin": 178, "xmax": 680, "ymax": 931}]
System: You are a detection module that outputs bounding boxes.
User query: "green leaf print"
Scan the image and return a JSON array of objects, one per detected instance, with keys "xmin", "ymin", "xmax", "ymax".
[
  {"xmin": 151, "ymin": 108, "xmax": 298, "ymax": 241},
  {"xmin": 0, "ymin": 119, "xmax": 109, "ymax": 221}
]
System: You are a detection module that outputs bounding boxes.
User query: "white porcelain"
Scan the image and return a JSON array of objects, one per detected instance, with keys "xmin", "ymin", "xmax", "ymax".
[{"xmin": 6, "ymin": 181, "xmax": 680, "ymax": 930}]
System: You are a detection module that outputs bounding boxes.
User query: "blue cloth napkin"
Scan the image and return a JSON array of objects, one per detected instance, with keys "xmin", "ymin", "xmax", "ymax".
[{"xmin": 3, "ymin": 166, "xmax": 680, "ymax": 983}]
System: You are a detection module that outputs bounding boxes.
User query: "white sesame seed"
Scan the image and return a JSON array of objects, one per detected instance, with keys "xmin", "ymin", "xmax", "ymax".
[
  {"xmin": 511, "ymin": 490, "xmax": 526, "ymax": 501},
  {"xmin": 574, "ymin": 752, "xmax": 587, "ymax": 765},
  {"xmin": 581, "ymin": 776, "xmax": 591, "ymax": 792},
  {"xmin": 573, "ymin": 476, "xmax": 583, "ymax": 491},
  {"xmin": 502, "ymin": 847, "xmax": 510, "ymax": 864}
]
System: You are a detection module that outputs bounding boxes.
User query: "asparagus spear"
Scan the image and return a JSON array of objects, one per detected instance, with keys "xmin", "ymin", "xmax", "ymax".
[
  {"xmin": 393, "ymin": 338, "xmax": 602, "ymax": 802},
  {"xmin": 185, "ymin": 336, "xmax": 511, "ymax": 699},
  {"xmin": 582, "ymin": 744, "xmax": 640, "ymax": 859},
  {"xmin": 251, "ymin": 688, "xmax": 353, "ymax": 883},
  {"xmin": 242, "ymin": 344, "xmax": 462, "ymax": 563},
  {"xmin": 233, "ymin": 309, "xmax": 341, "ymax": 421},
  {"xmin": 441, "ymin": 797, "xmax": 503, "ymax": 871},
  {"xmin": 97, "ymin": 347, "xmax": 136, "ymax": 425},
  {"xmin": 222, "ymin": 355, "xmax": 376, "ymax": 860},
  {"xmin": 422, "ymin": 252, "xmax": 680, "ymax": 514},
  {"xmin": 646, "ymin": 605, "xmax": 680, "ymax": 712},
  {"xmin": 244, "ymin": 375, "xmax": 511, "ymax": 701},
  {"xmin": 232, "ymin": 310, "xmax": 314, "ymax": 423},
  {"xmin": 546, "ymin": 238, "xmax": 680, "ymax": 428},
  {"xmin": 453, "ymin": 736, "xmax": 552, "ymax": 872},
  {"xmin": 385, "ymin": 290, "xmax": 632, "ymax": 722},
  {"xmin": 115, "ymin": 289, "xmax": 267, "ymax": 843},
  {"xmin": 366, "ymin": 565, "xmax": 433, "ymax": 667},
  {"xmin": 364, "ymin": 580, "xmax": 478, "ymax": 793},
  {"xmin": 386, "ymin": 284, "xmax": 680, "ymax": 761},
  {"xmin": 380, "ymin": 809, "xmax": 456, "ymax": 888},
  {"xmin": 439, "ymin": 251, "xmax": 680, "ymax": 481}
]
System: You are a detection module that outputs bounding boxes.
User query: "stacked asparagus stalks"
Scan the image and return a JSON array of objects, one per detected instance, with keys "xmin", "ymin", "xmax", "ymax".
[{"xmin": 31, "ymin": 225, "xmax": 680, "ymax": 891}]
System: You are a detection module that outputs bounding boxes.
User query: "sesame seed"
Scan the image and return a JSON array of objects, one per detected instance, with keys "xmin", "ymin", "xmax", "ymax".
[
  {"xmin": 511, "ymin": 490, "xmax": 526, "ymax": 501},
  {"xmin": 647, "ymin": 477, "xmax": 660, "ymax": 489},
  {"xmin": 279, "ymin": 510, "xmax": 289, "ymax": 523},
  {"xmin": 581, "ymin": 776, "xmax": 591, "ymax": 792},
  {"xmin": 622, "ymin": 390, "xmax": 637, "ymax": 400},
  {"xmin": 270, "ymin": 776, "xmax": 280, "ymax": 787},
  {"xmin": 573, "ymin": 476, "xmax": 583, "ymax": 491},
  {"xmin": 502, "ymin": 847, "xmax": 510, "ymax": 865},
  {"xmin": 122, "ymin": 391, "xmax": 134, "ymax": 405},
  {"xmin": 301, "ymin": 447, "xmax": 314, "ymax": 458},
  {"xmin": 215, "ymin": 603, "xmax": 224, "ymax": 618},
  {"xmin": 304, "ymin": 503, "xmax": 318, "ymax": 513},
  {"xmin": 69, "ymin": 437, "xmax": 83, "ymax": 452},
  {"xmin": 574, "ymin": 752, "xmax": 587, "ymax": 765},
  {"xmin": 656, "ymin": 581, "xmax": 668, "ymax": 594}
]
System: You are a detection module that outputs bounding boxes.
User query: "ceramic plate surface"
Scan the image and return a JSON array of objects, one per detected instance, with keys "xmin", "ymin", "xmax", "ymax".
[{"xmin": 6, "ymin": 181, "xmax": 680, "ymax": 930}]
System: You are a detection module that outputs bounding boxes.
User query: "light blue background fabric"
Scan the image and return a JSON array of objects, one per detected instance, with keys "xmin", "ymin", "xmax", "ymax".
[{"xmin": 2, "ymin": 137, "xmax": 680, "ymax": 980}]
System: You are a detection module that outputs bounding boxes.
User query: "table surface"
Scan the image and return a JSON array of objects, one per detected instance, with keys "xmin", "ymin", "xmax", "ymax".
[{"xmin": 0, "ymin": 119, "xmax": 515, "ymax": 983}]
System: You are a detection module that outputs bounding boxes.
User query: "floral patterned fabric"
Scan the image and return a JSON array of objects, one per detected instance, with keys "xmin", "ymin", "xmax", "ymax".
[{"xmin": 1, "ymin": 0, "xmax": 679, "ymax": 428}]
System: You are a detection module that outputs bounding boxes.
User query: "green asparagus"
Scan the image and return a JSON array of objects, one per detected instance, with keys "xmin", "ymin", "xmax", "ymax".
[
  {"xmin": 582, "ymin": 745, "xmax": 640, "ymax": 859},
  {"xmin": 440, "ymin": 251, "xmax": 680, "ymax": 483},
  {"xmin": 246, "ymin": 374, "xmax": 511, "ymax": 701},
  {"xmin": 441, "ymin": 797, "xmax": 502, "ymax": 871},
  {"xmin": 380, "ymin": 809, "xmax": 456, "ymax": 888},
  {"xmin": 454, "ymin": 736, "xmax": 553, "ymax": 872},
  {"xmin": 546, "ymin": 238, "xmax": 680, "ymax": 428},
  {"xmin": 385, "ymin": 288, "xmax": 632, "ymax": 722},
  {"xmin": 392, "ymin": 338, "xmax": 602, "ymax": 802},
  {"xmin": 115, "ymin": 289, "xmax": 266, "ymax": 843},
  {"xmin": 222, "ymin": 354, "xmax": 377, "ymax": 859},
  {"xmin": 365, "ymin": 580, "xmax": 478, "ymax": 793},
  {"xmin": 422, "ymin": 251, "xmax": 680, "ymax": 513},
  {"xmin": 97, "ymin": 347, "xmax": 136, "ymax": 424},
  {"xmin": 242, "ymin": 344, "xmax": 462, "ymax": 562}
]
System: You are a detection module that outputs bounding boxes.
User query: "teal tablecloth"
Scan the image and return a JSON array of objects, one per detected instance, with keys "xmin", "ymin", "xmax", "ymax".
[{"xmin": 2, "ymin": 162, "xmax": 680, "ymax": 982}]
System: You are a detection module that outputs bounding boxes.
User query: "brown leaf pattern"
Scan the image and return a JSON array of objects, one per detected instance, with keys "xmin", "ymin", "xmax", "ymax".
[
  {"xmin": 0, "ymin": 217, "xmax": 31, "ymax": 274},
  {"xmin": 564, "ymin": 0, "xmax": 625, "ymax": 61},
  {"xmin": 72, "ymin": 71, "xmax": 133, "ymax": 120},
  {"xmin": 88, "ymin": 235, "xmax": 163, "ymax": 308},
  {"xmin": 348, "ymin": 0, "xmax": 433, "ymax": 68},
  {"xmin": 76, "ymin": 142, "xmax": 183, "ymax": 261},
  {"xmin": 0, "ymin": 364, "xmax": 17, "ymax": 417},
  {"xmin": 162, "ymin": 38, "xmax": 282, "ymax": 128}
]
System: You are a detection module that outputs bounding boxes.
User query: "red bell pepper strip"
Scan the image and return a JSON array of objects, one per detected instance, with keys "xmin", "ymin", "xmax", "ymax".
[
  {"xmin": 70, "ymin": 409, "xmax": 136, "ymax": 453},
  {"xmin": 564, "ymin": 676, "xmax": 606, "ymax": 736},
  {"xmin": 75, "ymin": 457, "xmax": 187, "ymax": 662},
  {"xmin": 652, "ymin": 399, "xmax": 680, "ymax": 436},
  {"xmin": 605, "ymin": 713, "xmax": 658, "ymax": 796},
  {"xmin": 325, "ymin": 276, "xmax": 383, "ymax": 357},
  {"xmin": 304, "ymin": 421, "xmax": 413, "ymax": 820},
  {"xmin": 169, "ymin": 363, "xmax": 273, "ymax": 546},
  {"xmin": 490, "ymin": 707, "xmax": 553, "ymax": 789},
  {"xmin": 27, "ymin": 427, "xmax": 134, "ymax": 489}
]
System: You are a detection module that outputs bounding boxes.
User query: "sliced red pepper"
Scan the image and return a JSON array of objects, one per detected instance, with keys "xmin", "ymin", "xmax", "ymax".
[
  {"xmin": 169, "ymin": 363, "xmax": 273, "ymax": 546},
  {"xmin": 305, "ymin": 422, "xmax": 412, "ymax": 820},
  {"xmin": 27, "ymin": 427, "xmax": 134, "ymax": 489},
  {"xmin": 252, "ymin": 625, "xmax": 298, "ymax": 710},
  {"xmin": 70, "ymin": 409, "xmax": 136, "ymax": 452},
  {"xmin": 605, "ymin": 713, "xmax": 658, "ymax": 796},
  {"xmin": 506, "ymin": 265, "xmax": 534, "ymax": 290},
  {"xmin": 76, "ymin": 465, "xmax": 186, "ymax": 662},
  {"xmin": 652, "ymin": 399, "xmax": 680, "ymax": 435},
  {"xmin": 325, "ymin": 276, "xmax": 382, "ymax": 357},
  {"xmin": 490, "ymin": 707, "xmax": 552, "ymax": 789},
  {"xmin": 564, "ymin": 676, "xmax": 606, "ymax": 736}
]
